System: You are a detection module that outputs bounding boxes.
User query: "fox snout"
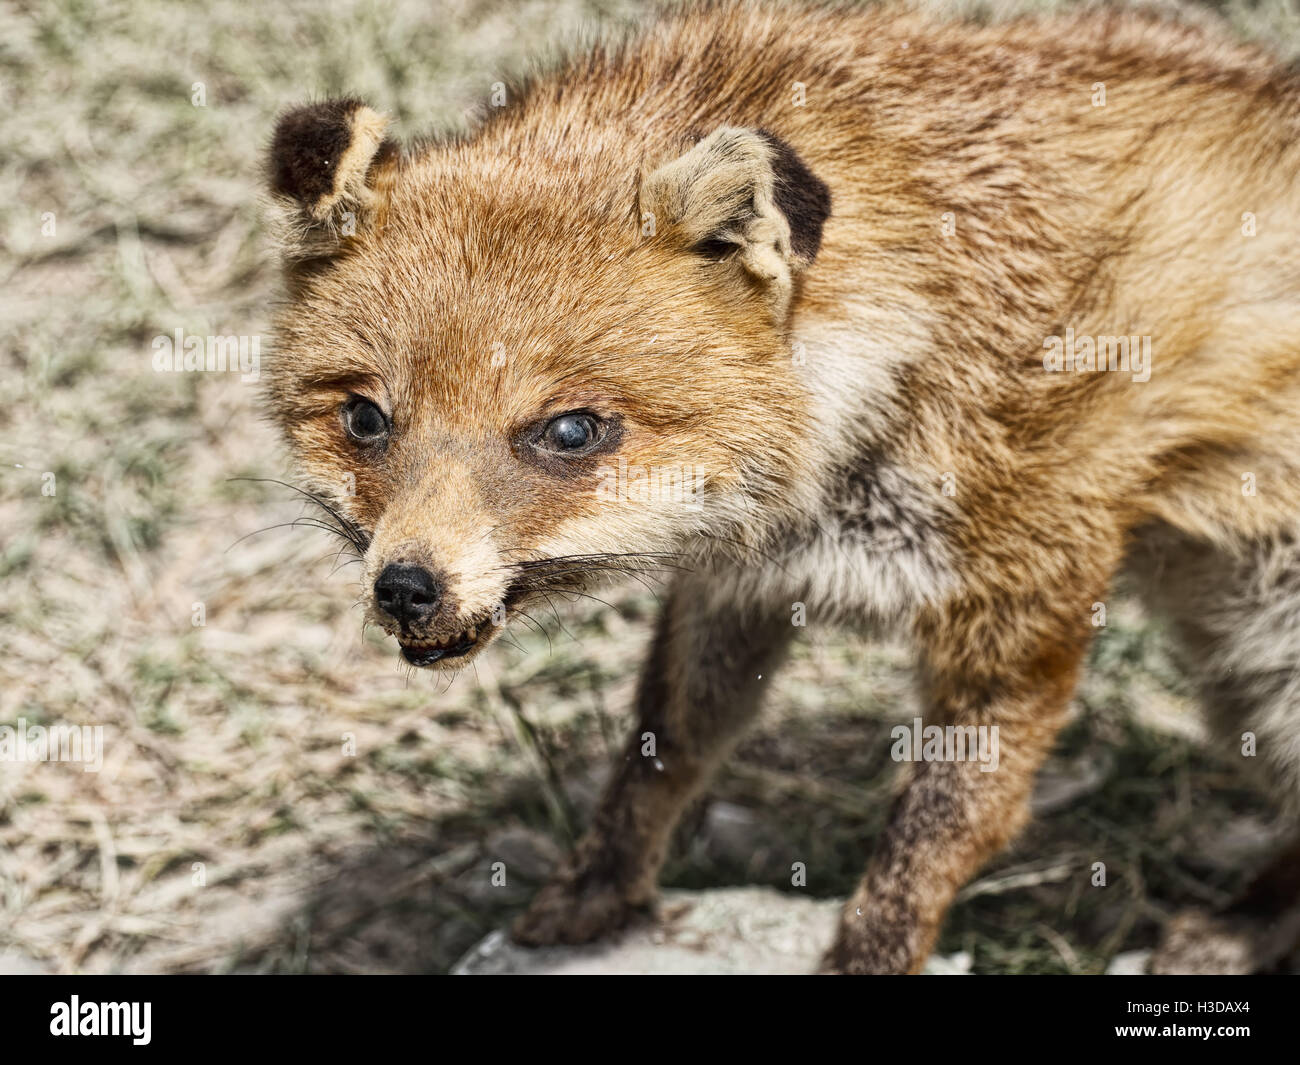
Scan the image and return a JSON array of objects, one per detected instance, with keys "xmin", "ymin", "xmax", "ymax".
[
  {"xmin": 373, "ymin": 563, "xmax": 444, "ymax": 629},
  {"xmin": 366, "ymin": 532, "xmax": 513, "ymax": 669}
]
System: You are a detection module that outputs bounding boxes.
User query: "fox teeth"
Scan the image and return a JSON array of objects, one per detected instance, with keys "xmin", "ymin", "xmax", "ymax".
[{"xmin": 405, "ymin": 621, "xmax": 490, "ymax": 649}]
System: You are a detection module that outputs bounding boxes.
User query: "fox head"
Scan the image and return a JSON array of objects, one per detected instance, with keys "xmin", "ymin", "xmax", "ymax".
[{"xmin": 263, "ymin": 97, "xmax": 830, "ymax": 669}]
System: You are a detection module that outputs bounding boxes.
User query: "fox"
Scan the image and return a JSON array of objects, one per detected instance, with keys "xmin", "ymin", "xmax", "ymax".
[{"xmin": 262, "ymin": 0, "xmax": 1300, "ymax": 973}]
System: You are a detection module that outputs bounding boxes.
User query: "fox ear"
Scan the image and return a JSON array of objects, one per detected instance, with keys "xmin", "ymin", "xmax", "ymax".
[
  {"xmin": 638, "ymin": 126, "xmax": 830, "ymax": 319},
  {"xmin": 266, "ymin": 98, "xmax": 399, "ymax": 262}
]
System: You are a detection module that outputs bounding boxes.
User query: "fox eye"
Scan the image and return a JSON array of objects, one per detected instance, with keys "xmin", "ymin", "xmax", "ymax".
[
  {"xmin": 341, "ymin": 397, "xmax": 388, "ymax": 443},
  {"xmin": 539, "ymin": 412, "xmax": 601, "ymax": 453}
]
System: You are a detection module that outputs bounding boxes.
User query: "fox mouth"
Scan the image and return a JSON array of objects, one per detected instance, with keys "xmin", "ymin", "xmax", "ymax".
[
  {"xmin": 398, "ymin": 618, "xmax": 496, "ymax": 667},
  {"xmin": 394, "ymin": 584, "xmax": 529, "ymax": 667}
]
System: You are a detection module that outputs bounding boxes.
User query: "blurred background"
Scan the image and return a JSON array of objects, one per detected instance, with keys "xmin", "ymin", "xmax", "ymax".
[{"xmin": 2, "ymin": 0, "xmax": 1297, "ymax": 974}]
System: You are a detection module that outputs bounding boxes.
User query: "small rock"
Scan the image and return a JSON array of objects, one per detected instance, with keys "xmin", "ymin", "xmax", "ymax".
[
  {"xmin": 922, "ymin": 951, "xmax": 972, "ymax": 975},
  {"xmin": 1106, "ymin": 949, "xmax": 1152, "ymax": 975}
]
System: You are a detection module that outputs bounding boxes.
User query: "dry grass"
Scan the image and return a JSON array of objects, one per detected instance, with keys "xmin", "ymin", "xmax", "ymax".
[{"xmin": 0, "ymin": 0, "xmax": 1294, "ymax": 974}]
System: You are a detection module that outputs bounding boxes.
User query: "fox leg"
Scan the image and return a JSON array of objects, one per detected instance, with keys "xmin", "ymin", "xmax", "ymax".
[
  {"xmin": 1151, "ymin": 839, "xmax": 1300, "ymax": 974},
  {"xmin": 512, "ymin": 571, "xmax": 795, "ymax": 946},
  {"xmin": 1128, "ymin": 523, "xmax": 1300, "ymax": 972},
  {"xmin": 823, "ymin": 600, "xmax": 1094, "ymax": 974}
]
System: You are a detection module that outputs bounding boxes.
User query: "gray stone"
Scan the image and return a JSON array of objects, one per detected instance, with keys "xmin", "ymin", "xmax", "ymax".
[
  {"xmin": 453, "ymin": 886, "xmax": 971, "ymax": 974},
  {"xmin": 1105, "ymin": 949, "xmax": 1152, "ymax": 975}
]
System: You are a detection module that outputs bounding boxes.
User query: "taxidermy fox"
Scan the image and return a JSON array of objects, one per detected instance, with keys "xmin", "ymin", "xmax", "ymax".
[{"xmin": 263, "ymin": 0, "xmax": 1300, "ymax": 973}]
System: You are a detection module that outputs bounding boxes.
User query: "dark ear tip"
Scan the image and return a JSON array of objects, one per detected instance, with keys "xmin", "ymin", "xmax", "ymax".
[
  {"xmin": 755, "ymin": 129, "xmax": 832, "ymax": 262},
  {"xmin": 268, "ymin": 97, "xmax": 369, "ymax": 204}
]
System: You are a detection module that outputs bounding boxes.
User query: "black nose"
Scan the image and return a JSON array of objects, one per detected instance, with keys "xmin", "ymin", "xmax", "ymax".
[{"xmin": 374, "ymin": 564, "xmax": 442, "ymax": 626}]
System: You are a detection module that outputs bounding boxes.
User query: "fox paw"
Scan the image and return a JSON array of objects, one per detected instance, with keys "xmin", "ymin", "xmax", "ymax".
[
  {"xmin": 511, "ymin": 876, "xmax": 654, "ymax": 947},
  {"xmin": 1150, "ymin": 909, "xmax": 1295, "ymax": 974}
]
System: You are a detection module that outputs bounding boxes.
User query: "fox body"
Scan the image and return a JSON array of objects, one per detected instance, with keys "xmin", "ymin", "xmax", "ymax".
[{"xmin": 265, "ymin": 1, "xmax": 1300, "ymax": 973}]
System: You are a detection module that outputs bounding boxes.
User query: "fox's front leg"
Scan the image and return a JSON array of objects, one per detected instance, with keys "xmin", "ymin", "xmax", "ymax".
[
  {"xmin": 824, "ymin": 608, "xmax": 1093, "ymax": 974},
  {"xmin": 513, "ymin": 573, "xmax": 794, "ymax": 946}
]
